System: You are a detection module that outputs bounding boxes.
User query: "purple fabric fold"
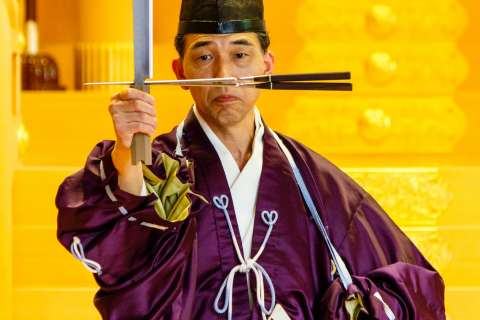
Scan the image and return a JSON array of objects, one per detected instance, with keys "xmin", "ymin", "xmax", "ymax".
[{"xmin": 318, "ymin": 262, "xmax": 445, "ymax": 320}]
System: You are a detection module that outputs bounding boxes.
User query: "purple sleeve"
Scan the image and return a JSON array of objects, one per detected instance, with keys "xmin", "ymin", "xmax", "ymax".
[
  {"xmin": 55, "ymin": 141, "xmax": 194, "ymax": 290},
  {"xmin": 319, "ymin": 195, "xmax": 446, "ymax": 319},
  {"xmin": 319, "ymin": 263, "xmax": 445, "ymax": 319}
]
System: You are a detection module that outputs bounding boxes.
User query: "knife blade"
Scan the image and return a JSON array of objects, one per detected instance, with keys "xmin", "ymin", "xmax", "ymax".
[{"xmin": 131, "ymin": 0, "xmax": 153, "ymax": 165}]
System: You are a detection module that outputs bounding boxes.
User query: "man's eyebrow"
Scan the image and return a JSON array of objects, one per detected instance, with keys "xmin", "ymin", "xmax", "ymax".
[
  {"xmin": 191, "ymin": 41, "xmax": 212, "ymax": 50},
  {"xmin": 189, "ymin": 38, "xmax": 254, "ymax": 50},
  {"xmin": 231, "ymin": 39, "xmax": 254, "ymax": 46}
]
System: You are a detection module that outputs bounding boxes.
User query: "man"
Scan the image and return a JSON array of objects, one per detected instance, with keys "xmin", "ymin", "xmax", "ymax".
[{"xmin": 56, "ymin": 0, "xmax": 446, "ymax": 319}]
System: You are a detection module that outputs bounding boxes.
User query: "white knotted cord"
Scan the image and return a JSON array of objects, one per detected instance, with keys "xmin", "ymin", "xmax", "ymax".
[
  {"xmin": 70, "ymin": 236, "xmax": 103, "ymax": 275},
  {"xmin": 173, "ymin": 114, "xmax": 394, "ymax": 319},
  {"xmin": 213, "ymin": 195, "xmax": 277, "ymax": 320},
  {"xmin": 374, "ymin": 292, "xmax": 396, "ymax": 320},
  {"xmin": 175, "ymin": 120, "xmax": 185, "ymax": 157}
]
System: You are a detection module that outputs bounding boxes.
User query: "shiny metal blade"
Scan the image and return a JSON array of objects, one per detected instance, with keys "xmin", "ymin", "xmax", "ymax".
[
  {"xmin": 84, "ymin": 76, "xmax": 240, "ymax": 87},
  {"xmin": 133, "ymin": 0, "xmax": 153, "ymax": 91},
  {"xmin": 131, "ymin": 0, "xmax": 153, "ymax": 165}
]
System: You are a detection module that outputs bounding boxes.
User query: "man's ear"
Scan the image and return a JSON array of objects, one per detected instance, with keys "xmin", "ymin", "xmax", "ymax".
[
  {"xmin": 264, "ymin": 50, "xmax": 275, "ymax": 74},
  {"xmin": 172, "ymin": 58, "xmax": 189, "ymax": 90}
]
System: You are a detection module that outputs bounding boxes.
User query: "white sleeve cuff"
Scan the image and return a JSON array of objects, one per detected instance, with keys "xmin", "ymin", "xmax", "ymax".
[{"xmin": 140, "ymin": 179, "xmax": 148, "ymax": 196}]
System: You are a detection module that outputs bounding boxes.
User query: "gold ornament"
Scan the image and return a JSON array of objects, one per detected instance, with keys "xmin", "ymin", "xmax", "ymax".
[
  {"xmin": 365, "ymin": 51, "xmax": 398, "ymax": 85},
  {"xmin": 365, "ymin": 4, "xmax": 398, "ymax": 38},
  {"xmin": 358, "ymin": 108, "xmax": 392, "ymax": 143}
]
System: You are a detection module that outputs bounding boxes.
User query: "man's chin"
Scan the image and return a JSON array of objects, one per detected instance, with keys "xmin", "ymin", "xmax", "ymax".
[
  {"xmin": 215, "ymin": 111, "xmax": 243, "ymax": 127},
  {"xmin": 197, "ymin": 100, "xmax": 254, "ymax": 128},
  {"xmin": 211, "ymin": 100, "xmax": 242, "ymax": 115},
  {"xmin": 214, "ymin": 106, "xmax": 251, "ymax": 128}
]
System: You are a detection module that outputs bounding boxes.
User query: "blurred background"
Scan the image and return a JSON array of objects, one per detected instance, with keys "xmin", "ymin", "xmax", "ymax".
[{"xmin": 1, "ymin": 0, "xmax": 479, "ymax": 318}]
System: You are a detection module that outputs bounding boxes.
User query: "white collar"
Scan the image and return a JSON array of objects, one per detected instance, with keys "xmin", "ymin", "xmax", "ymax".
[{"xmin": 192, "ymin": 105, "xmax": 264, "ymax": 188}]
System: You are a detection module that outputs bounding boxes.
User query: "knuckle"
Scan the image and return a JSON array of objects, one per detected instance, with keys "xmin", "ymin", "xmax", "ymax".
[
  {"xmin": 112, "ymin": 112, "xmax": 122, "ymax": 122},
  {"xmin": 130, "ymin": 122, "xmax": 138, "ymax": 131},
  {"xmin": 140, "ymin": 113, "xmax": 149, "ymax": 122},
  {"xmin": 129, "ymin": 88, "xmax": 141, "ymax": 98},
  {"xmin": 148, "ymin": 104, "xmax": 156, "ymax": 115},
  {"xmin": 110, "ymin": 101, "xmax": 123, "ymax": 113},
  {"xmin": 132, "ymin": 100, "xmax": 143, "ymax": 111},
  {"xmin": 119, "ymin": 89, "xmax": 130, "ymax": 99},
  {"xmin": 133, "ymin": 122, "xmax": 143, "ymax": 131}
]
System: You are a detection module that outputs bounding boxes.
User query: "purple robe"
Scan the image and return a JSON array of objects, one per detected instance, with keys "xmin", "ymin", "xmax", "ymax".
[{"xmin": 56, "ymin": 110, "xmax": 445, "ymax": 319}]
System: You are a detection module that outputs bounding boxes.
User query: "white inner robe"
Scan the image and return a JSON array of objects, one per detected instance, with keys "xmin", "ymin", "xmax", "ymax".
[{"xmin": 193, "ymin": 105, "xmax": 264, "ymax": 258}]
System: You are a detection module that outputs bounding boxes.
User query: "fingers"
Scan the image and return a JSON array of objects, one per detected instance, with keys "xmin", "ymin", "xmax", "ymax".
[
  {"xmin": 112, "ymin": 116, "xmax": 156, "ymax": 149},
  {"xmin": 113, "ymin": 111, "xmax": 157, "ymax": 131},
  {"xmin": 111, "ymin": 88, "xmax": 156, "ymax": 106},
  {"xmin": 111, "ymin": 107, "xmax": 157, "ymax": 135},
  {"xmin": 123, "ymin": 122, "xmax": 156, "ymax": 136},
  {"xmin": 109, "ymin": 98, "xmax": 156, "ymax": 117},
  {"xmin": 109, "ymin": 88, "xmax": 157, "ymax": 148}
]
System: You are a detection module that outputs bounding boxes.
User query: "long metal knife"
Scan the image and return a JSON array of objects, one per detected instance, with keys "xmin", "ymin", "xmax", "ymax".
[{"xmin": 131, "ymin": 0, "xmax": 153, "ymax": 165}]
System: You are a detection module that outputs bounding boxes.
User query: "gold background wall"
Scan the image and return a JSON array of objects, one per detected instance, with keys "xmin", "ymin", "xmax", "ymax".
[{"xmin": 1, "ymin": 0, "xmax": 479, "ymax": 319}]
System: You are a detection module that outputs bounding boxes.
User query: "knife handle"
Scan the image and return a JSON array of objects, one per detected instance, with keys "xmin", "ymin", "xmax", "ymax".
[
  {"xmin": 130, "ymin": 82, "xmax": 153, "ymax": 165},
  {"xmin": 131, "ymin": 133, "xmax": 152, "ymax": 165}
]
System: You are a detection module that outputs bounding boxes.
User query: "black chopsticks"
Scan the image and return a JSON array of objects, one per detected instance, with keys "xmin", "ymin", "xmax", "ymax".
[{"xmin": 242, "ymin": 72, "xmax": 352, "ymax": 91}]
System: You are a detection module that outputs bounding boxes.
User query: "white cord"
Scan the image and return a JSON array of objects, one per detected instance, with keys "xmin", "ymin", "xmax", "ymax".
[
  {"xmin": 213, "ymin": 195, "xmax": 276, "ymax": 320},
  {"xmin": 374, "ymin": 292, "xmax": 396, "ymax": 320},
  {"xmin": 70, "ymin": 236, "xmax": 103, "ymax": 275},
  {"xmin": 175, "ymin": 120, "xmax": 185, "ymax": 157},
  {"xmin": 269, "ymin": 128, "xmax": 353, "ymax": 290}
]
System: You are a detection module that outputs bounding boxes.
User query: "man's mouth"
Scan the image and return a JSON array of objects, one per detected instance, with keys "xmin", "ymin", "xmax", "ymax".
[{"xmin": 213, "ymin": 95, "xmax": 240, "ymax": 104}]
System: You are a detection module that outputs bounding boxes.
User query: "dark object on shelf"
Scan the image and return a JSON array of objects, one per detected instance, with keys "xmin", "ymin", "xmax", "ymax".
[
  {"xmin": 22, "ymin": 54, "xmax": 64, "ymax": 90},
  {"xmin": 21, "ymin": 0, "xmax": 64, "ymax": 90}
]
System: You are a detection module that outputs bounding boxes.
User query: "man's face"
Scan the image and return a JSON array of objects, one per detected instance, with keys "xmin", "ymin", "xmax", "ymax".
[{"xmin": 173, "ymin": 32, "xmax": 274, "ymax": 129}]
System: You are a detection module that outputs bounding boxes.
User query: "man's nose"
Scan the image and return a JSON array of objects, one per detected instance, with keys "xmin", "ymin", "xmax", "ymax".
[{"xmin": 213, "ymin": 56, "xmax": 234, "ymax": 79}]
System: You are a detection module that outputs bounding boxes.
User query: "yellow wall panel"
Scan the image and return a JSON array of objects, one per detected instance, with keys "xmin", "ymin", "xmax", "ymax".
[
  {"xmin": 1, "ymin": 0, "xmax": 479, "ymax": 319},
  {"xmin": 13, "ymin": 288, "xmax": 99, "ymax": 320}
]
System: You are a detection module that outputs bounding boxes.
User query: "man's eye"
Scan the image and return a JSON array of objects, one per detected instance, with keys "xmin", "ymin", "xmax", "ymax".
[
  {"xmin": 197, "ymin": 55, "xmax": 212, "ymax": 61},
  {"xmin": 235, "ymin": 52, "xmax": 248, "ymax": 59}
]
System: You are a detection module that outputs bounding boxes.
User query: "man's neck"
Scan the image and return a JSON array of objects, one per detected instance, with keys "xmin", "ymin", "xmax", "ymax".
[{"xmin": 200, "ymin": 109, "xmax": 256, "ymax": 170}]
